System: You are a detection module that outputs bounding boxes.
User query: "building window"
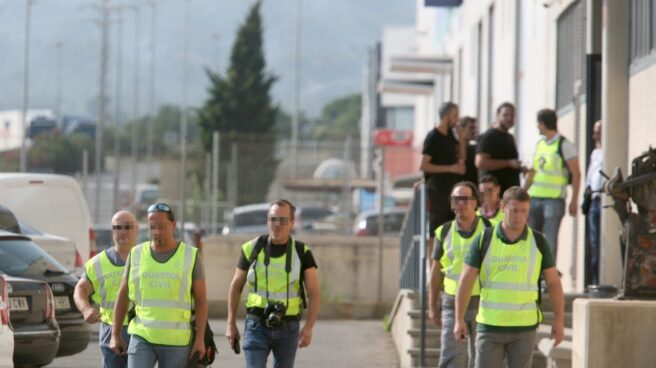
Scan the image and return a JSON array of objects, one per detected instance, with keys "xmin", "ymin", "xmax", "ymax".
[
  {"xmin": 556, "ymin": 0, "xmax": 586, "ymax": 111},
  {"xmin": 631, "ymin": 0, "xmax": 656, "ymax": 62},
  {"xmin": 384, "ymin": 107, "xmax": 414, "ymax": 131}
]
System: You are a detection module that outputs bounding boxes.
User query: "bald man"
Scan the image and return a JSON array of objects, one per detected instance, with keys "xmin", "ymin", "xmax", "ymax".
[{"xmin": 74, "ymin": 211, "xmax": 138, "ymax": 368}]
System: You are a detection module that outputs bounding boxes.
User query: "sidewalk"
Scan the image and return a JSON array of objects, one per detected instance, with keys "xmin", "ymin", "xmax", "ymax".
[
  {"xmin": 211, "ymin": 319, "xmax": 399, "ymax": 367},
  {"xmin": 51, "ymin": 319, "xmax": 400, "ymax": 367}
]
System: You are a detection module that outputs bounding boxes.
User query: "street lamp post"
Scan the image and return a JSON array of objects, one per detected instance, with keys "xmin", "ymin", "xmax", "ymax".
[
  {"xmin": 55, "ymin": 41, "xmax": 63, "ymax": 120},
  {"xmin": 290, "ymin": 0, "xmax": 303, "ymax": 178},
  {"xmin": 145, "ymin": 0, "xmax": 157, "ymax": 183},
  {"xmin": 20, "ymin": 0, "xmax": 32, "ymax": 173},
  {"xmin": 179, "ymin": 0, "xmax": 191, "ymax": 231},
  {"xmin": 112, "ymin": 7, "xmax": 125, "ymax": 214},
  {"xmin": 95, "ymin": 0, "xmax": 110, "ymax": 223}
]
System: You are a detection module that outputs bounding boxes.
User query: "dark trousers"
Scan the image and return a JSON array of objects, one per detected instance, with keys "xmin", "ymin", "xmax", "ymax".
[{"xmin": 587, "ymin": 198, "xmax": 601, "ymax": 285}]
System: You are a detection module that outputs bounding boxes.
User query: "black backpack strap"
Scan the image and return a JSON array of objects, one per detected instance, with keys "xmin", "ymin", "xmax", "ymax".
[
  {"xmin": 249, "ymin": 235, "xmax": 268, "ymax": 294},
  {"xmin": 439, "ymin": 220, "xmax": 453, "ymax": 242},
  {"xmin": 294, "ymin": 240, "xmax": 308, "ymax": 309},
  {"xmin": 479, "ymin": 227, "xmax": 495, "ymax": 262},
  {"xmin": 557, "ymin": 136, "xmax": 572, "ymax": 184}
]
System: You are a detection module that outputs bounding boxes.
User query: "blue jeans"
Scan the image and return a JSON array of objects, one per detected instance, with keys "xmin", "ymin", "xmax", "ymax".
[
  {"xmin": 127, "ymin": 334, "xmax": 191, "ymax": 368},
  {"xmin": 587, "ymin": 198, "xmax": 601, "ymax": 285},
  {"xmin": 100, "ymin": 346, "xmax": 128, "ymax": 368},
  {"xmin": 529, "ymin": 198, "xmax": 565, "ymax": 261},
  {"xmin": 243, "ymin": 314, "xmax": 300, "ymax": 368},
  {"xmin": 99, "ymin": 322, "xmax": 130, "ymax": 368}
]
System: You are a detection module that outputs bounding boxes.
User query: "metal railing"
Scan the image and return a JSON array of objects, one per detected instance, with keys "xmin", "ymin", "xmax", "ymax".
[{"xmin": 398, "ymin": 183, "xmax": 428, "ymax": 367}]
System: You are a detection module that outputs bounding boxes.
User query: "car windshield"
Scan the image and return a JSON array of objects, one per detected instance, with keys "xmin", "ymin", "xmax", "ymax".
[
  {"xmin": 0, "ymin": 239, "xmax": 69, "ymax": 276},
  {"xmin": 233, "ymin": 210, "xmax": 268, "ymax": 227},
  {"xmin": 95, "ymin": 229, "xmax": 113, "ymax": 251}
]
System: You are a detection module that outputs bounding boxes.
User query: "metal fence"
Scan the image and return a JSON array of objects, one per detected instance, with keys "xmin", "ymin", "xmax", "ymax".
[{"xmin": 398, "ymin": 183, "xmax": 429, "ymax": 366}]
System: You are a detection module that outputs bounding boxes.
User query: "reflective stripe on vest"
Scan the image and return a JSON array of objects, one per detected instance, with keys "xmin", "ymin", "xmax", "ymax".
[
  {"xmin": 528, "ymin": 138, "xmax": 568, "ymax": 198},
  {"xmin": 437, "ymin": 217, "xmax": 487, "ymax": 296},
  {"xmin": 243, "ymin": 239, "xmax": 304, "ymax": 316},
  {"xmin": 127, "ymin": 242, "xmax": 196, "ymax": 346},
  {"xmin": 85, "ymin": 250, "xmax": 127, "ymax": 325},
  {"xmin": 477, "ymin": 226, "xmax": 543, "ymax": 327}
]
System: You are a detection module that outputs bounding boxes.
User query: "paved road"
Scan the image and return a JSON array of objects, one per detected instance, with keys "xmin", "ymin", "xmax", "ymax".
[{"xmin": 49, "ymin": 319, "xmax": 399, "ymax": 367}]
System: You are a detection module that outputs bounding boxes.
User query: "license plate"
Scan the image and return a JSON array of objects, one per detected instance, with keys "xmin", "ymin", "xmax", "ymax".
[
  {"xmin": 55, "ymin": 296, "xmax": 70, "ymax": 310},
  {"xmin": 10, "ymin": 297, "xmax": 29, "ymax": 311}
]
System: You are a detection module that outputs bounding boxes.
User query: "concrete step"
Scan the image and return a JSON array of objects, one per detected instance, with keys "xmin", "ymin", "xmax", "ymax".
[
  {"xmin": 537, "ymin": 324, "xmax": 573, "ymax": 342},
  {"xmin": 541, "ymin": 311, "xmax": 573, "ymax": 329},
  {"xmin": 538, "ymin": 339, "xmax": 573, "ymax": 368},
  {"xmin": 408, "ymin": 328, "xmax": 441, "ymax": 348},
  {"xmin": 541, "ymin": 293, "xmax": 587, "ymax": 313},
  {"xmin": 408, "ymin": 347, "xmax": 440, "ymax": 368}
]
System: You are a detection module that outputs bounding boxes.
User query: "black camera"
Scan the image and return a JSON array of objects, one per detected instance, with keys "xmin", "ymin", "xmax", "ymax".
[{"xmin": 263, "ymin": 301, "xmax": 286, "ymax": 327}]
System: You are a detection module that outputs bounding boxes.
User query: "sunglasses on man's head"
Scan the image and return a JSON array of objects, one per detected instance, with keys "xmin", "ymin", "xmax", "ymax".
[
  {"xmin": 148, "ymin": 203, "xmax": 175, "ymax": 221},
  {"xmin": 112, "ymin": 224, "xmax": 133, "ymax": 231}
]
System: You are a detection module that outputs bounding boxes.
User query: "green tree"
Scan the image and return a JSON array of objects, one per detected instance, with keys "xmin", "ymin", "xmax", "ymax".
[
  {"xmin": 198, "ymin": 0, "xmax": 278, "ymax": 205},
  {"xmin": 312, "ymin": 93, "xmax": 361, "ymax": 140},
  {"xmin": 27, "ymin": 132, "xmax": 96, "ymax": 173}
]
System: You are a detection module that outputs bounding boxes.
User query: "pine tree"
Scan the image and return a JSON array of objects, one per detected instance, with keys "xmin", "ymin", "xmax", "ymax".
[{"xmin": 199, "ymin": 0, "xmax": 278, "ymax": 205}]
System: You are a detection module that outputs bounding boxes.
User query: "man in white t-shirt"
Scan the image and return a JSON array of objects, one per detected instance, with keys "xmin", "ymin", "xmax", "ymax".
[{"xmin": 585, "ymin": 121, "xmax": 603, "ymax": 285}]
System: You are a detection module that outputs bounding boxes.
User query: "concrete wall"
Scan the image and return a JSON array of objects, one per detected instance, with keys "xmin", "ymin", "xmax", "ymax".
[
  {"xmin": 573, "ymin": 299, "xmax": 656, "ymax": 368},
  {"xmin": 202, "ymin": 234, "xmax": 400, "ymax": 319},
  {"xmin": 629, "ymin": 63, "xmax": 656, "ymax": 167}
]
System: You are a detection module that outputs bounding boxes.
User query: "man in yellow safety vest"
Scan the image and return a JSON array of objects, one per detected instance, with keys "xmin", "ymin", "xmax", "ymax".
[
  {"xmin": 455, "ymin": 187, "xmax": 565, "ymax": 368},
  {"xmin": 110, "ymin": 203, "xmax": 208, "ymax": 368},
  {"xmin": 74, "ymin": 211, "xmax": 138, "ymax": 368}
]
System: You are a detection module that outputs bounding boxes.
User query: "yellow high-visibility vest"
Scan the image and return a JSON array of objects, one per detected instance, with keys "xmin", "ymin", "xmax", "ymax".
[
  {"xmin": 436, "ymin": 217, "xmax": 490, "ymax": 296},
  {"xmin": 127, "ymin": 242, "xmax": 196, "ymax": 346},
  {"xmin": 85, "ymin": 250, "xmax": 127, "ymax": 325},
  {"xmin": 476, "ymin": 226, "xmax": 543, "ymax": 327},
  {"xmin": 528, "ymin": 137, "xmax": 569, "ymax": 198},
  {"xmin": 242, "ymin": 238, "xmax": 306, "ymax": 317}
]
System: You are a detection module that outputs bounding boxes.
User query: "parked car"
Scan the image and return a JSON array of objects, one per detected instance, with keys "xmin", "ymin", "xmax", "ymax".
[
  {"xmin": 19, "ymin": 221, "xmax": 82, "ymax": 274},
  {"xmin": 4, "ymin": 273, "xmax": 60, "ymax": 367},
  {"xmin": 0, "ymin": 173, "xmax": 96, "ymax": 263},
  {"xmin": 0, "ymin": 204, "xmax": 83, "ymax": 274},
  {"xmin": 0, "ymin": 231, "xmax": 90, "ymax": 357},
  {"xmin": 354, "ymin": 208, "xmax": 408, "ymax": 236},
  {"xmin": 303, "ymin": 212, "xmax": 356, "ymax": 235},
  {"xmin": 295, "ymin": 205, "xmax": 335, "ymax": 232},
  {"xmin": 0, "ymin": 274, "xmax": 14, "ymax": 368},
  {"xmin": 222, "ymin": 203, "xmax": 270, "ymax": 235}
]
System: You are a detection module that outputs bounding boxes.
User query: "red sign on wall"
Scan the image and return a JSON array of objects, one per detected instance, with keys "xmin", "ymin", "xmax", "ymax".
[{"xmin": 374, "ymin": 129, "xmax": 413, "ymax": 147}]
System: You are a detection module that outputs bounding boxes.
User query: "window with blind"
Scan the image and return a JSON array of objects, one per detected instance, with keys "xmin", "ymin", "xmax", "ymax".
[{"xmin": 555, "ymin": 0, "xmax": 586, "ymax": 111}]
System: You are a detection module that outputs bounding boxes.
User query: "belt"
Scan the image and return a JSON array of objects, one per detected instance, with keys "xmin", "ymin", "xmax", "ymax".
[{"xmin": 246, "ymin": 307, "xmax": 301, "ymax": 322}]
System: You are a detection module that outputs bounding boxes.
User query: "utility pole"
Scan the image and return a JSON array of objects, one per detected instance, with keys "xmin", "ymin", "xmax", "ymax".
[
  {"xmin": 290, "ymin": 0, "xmax": 303, "ymax": 178},
  {"xmin": 55, "ymin": 41, "xmax": 63, "ymax": 120},
  {"xmin": 20, "ymin": 0, "xmax": 32, "ymax": 173},
  {"xmin": 95, "ymin": 0, "xmax": 110, "ymax": 223},
  {"xmin": 128, "ymin": 5, "xmax": 141, "ymax": 204},
  {"xmin": 145, "ymin": 0, "xmax": 157, "ymax": 183},
  {"xmin": 179, "ymin": 0, "xmax": 191, "ymax": 231},
  {"xmin": 112, "ymin": 7, "xmax": 124, "ymax": 213}
]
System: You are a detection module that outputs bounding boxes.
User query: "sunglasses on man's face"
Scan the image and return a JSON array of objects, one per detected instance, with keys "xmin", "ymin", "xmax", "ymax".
[
  {"xmin": 268, "ymin": 216, "xmax": 290, "ymax": 224},
  {"xmin": 112, "ymin": 224, "xmax": 133, "ymax": 231},
  {"xmin": 450, "ymin": 196, "xmax": 476, "ymax": 203}
]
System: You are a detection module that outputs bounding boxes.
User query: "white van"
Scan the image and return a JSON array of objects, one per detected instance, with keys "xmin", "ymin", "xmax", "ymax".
[{"xmin": 0, "ymin": 173, "xmax": 95, "ymax": 264}]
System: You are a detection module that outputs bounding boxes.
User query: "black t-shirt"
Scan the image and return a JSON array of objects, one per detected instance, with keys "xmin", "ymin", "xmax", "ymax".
[
  {"xmin": 237, "ymin": 241, "xmax": 318, "ymax": 272},
  {"xmin": 476, "ymin": 128, "xmax": 520, "ymax": 194},
  {"xmin": 422, "ymin": 127, "xmax": 460, "ymax": 194},
  {"xmin": 463, "ymin": 143, "xmax": 478, "ymax": 184}
]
